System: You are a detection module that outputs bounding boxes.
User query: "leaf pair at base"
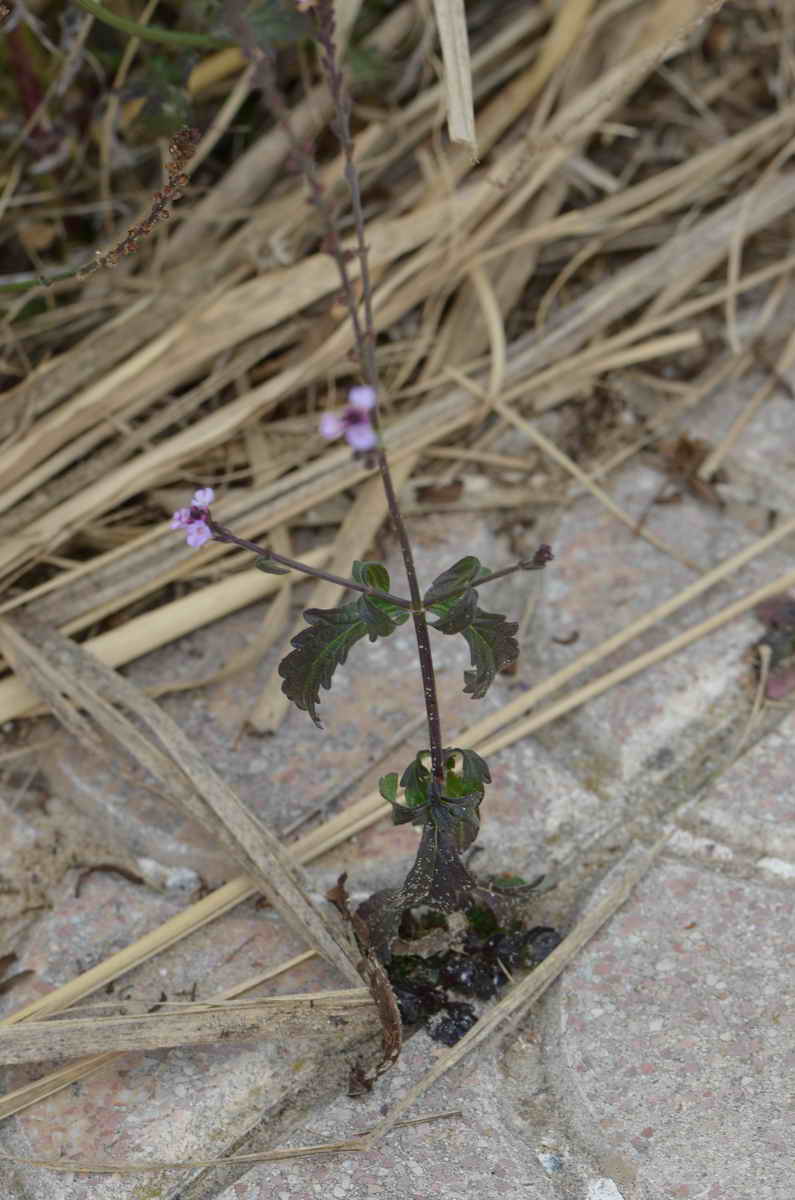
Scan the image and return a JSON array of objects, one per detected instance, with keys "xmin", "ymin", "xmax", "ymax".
[
  {"xmin": 379, "ymin": 746, "xmax": 491, "ymax": 852},
  {"xmin": 363, "ymin": 748, "xmax": 492, "ymax": 961}
]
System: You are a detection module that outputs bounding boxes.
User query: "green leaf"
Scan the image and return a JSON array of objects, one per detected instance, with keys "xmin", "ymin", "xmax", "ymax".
[
  {"xmin": 429, "ymin": 596, "xmax": 519, "ymax": 698},
  {"xmin": 352, "ymin": 560, "xmax": 391, "ymax": 592},
  {"xmin": 378, "ymin": 773, "xmax": 399, "ymax": 805},
  {"xmin": 357, "ymin": 594, "xmax": 396, "ymax": 639},
  {"xmin": 388, "ymin": 747, "xmax": 491, "ymax": 850},
  {"xmin": 254, "ymin": 555, "xmax": 291, "ymax": 576},
  {"xmin": 398, "ymin": 752, "xmax": 432, "ymax": 808},
  {"xmin": 391, "ymin": 800, "xmax": 430, "ymax": 827},
  {"xmin": 429, "ymin": 587, "xmax": 478, "ymax": 634},
  {"xmin": 425, "ymin": 558, "xmax": 518, "ymax": 697},
  {"xmin": 279, "ymin": 602, "xmax": 369, "ymax": 727},
  {"xmin": 423, "ymin": 556, "xmax": 483, "ymax": 605},
  {"xmin": 279, "ymin": 564, "xmax": 408, "ymax": 726},
  {"xmin": 456, "ymin": 748, "xmax": 492, "ymax": 790},
  {"xmin": 459, "ymin": 608, "xmax": 519, "ymax": 698}
]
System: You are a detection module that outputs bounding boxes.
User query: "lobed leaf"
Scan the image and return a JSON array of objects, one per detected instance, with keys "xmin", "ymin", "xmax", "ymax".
[
  {"xmin": 459, "ymin": 607, "xmax": 519, "ymax": 698},
  {"xmin": 278, "ymin": 562, "xmax": 407, "ymax": 726},
  {"xmin": 425, "ymin": 558, "xmax": 519, "ymax": 697},
  {"xmin": 422, "ymin": 556, "xmax": 484, "ymax": 605}
]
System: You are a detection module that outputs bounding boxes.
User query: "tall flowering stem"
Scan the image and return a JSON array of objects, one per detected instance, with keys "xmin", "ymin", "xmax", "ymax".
[{"xmin": 311, "ymin": 0, "xmax": 445, "ymax": 784}]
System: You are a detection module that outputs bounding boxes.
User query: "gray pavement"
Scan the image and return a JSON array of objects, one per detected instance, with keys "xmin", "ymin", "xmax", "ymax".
[{"xmin": 1, "ymin": 370, "xmax": 793, "ymax": 1199}]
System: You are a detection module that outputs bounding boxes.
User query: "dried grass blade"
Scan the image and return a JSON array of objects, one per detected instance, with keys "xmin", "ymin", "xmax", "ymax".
[
  {"xmin": 0, "ymin": 615, "xmax": 362, "ymax": 985},
  {"xmin": 0, "ymin": 548, "xmax": 330, "ymax": 724},
  {"xmin": 0, "ymin": 990, "xmax": 375, "ymax": 1064},
  {"xmin": 0, "ymin": 951, "xmax": 319, "ymax": 1121},
  {"xmin": 433, "ymin": 0, "xmax": 476, "ymax": 151},
  {"xmin": 506, "ymin": 172, "xmax": 795, "ymax": 383}
]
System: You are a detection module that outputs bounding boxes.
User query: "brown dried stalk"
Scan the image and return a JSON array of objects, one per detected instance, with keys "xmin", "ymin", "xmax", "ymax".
[{"xmin": 78, "ymin": 125, "xmax": 200, "ymax": 278}]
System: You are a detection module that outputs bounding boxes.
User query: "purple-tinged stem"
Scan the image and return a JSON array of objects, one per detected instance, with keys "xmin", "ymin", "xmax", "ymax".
[
  {"xmin": 209, "ymin": 521, "xmax": 412, "ymax": 609},
  {"xmin": 313, "ymin": 0, "xmax": 445, "ymax": 782}
]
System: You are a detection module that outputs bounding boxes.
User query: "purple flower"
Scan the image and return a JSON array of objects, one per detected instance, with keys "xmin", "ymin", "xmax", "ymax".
[
  {"xmin": 171, "ymin": 486, "xmax": 215, "ymax": 548},
  {"xmin": 320, "ymin": 386, "xmax": 377, "ymax": 452}
]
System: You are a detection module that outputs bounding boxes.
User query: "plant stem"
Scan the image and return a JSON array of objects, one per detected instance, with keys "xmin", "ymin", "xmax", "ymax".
[
  {"xmin": 209, "ymin": 522, "xmax": 412, "ymax": 609},
  {"xmin": 314, "ymin": 0, "xmax": 445, "ymax": 783},
  {"xmin": 74, "ymin": 0, "xmax": 232, "ymax": 48},
  {"xmin": 468, "ymin": 546, "xmax": 554, "ymax": 592},
  {"xmin": 225, "ymin": 7, "xmax": 372, "ymax": 394},
  {"xmin": 376, "ymin": 453, "xmax": 445, "ymax": 783}
]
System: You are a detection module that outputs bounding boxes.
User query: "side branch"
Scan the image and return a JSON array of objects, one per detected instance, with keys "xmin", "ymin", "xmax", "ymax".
[{"xmin": 209, "ymin": 522, "xmax": 413, "ymax": 610}]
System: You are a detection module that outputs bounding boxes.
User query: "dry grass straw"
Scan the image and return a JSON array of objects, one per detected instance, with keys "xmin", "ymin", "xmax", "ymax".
[
  {"xmin": 432, "ymin": 0, "xmax": 476, "ymax": 150},
  {"xmin": 0, "ymin": 988, "xmax": 375, "ymax": 1064},
  {"xmin": 0, "ymin": 615, "xmax": 363, "ymax": 986},
  {"xmin": 2, "ymin": 0, "xmax": 794, "ymax": 1172}
]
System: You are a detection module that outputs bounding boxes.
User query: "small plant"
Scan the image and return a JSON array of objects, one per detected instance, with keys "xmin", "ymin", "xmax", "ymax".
[{"xmin": 168, "ymin": 3, "xmax": 554, "ymax": 980}]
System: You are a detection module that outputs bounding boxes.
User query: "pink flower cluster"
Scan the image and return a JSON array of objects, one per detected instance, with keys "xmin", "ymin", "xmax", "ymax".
[
  {"xmin": 320, "ymin": 386, "xmax": 377, "ymax": 451},
  {"xmin": 170, "ymin": 486, "xmax": 215, "ymax": 547}
]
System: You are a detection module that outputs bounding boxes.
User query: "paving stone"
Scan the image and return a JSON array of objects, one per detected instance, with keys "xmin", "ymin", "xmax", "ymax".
[
  {"xmin": 206, "ymin": 838, "xmax": 793, "ymax": 1200},
  {"xmin": 211, "ymin": 1029, "xmax": 556, "ymax": 1200},
  {"xmin": 539, "ymin": 853, "xmax": 793, "ymax": 1200},
  {"xmin": 682, "ymin": 706, "xmax": 795, "ymax": 864},
  {"xmin": 0, "ymin": 869, "xmax": 374, "ymax": 1200},
  {"xmin": 531, "ymin": 460, "xmax": 791, "ymax": 792}
]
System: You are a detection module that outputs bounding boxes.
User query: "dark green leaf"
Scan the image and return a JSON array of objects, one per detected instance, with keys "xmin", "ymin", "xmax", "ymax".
[
  {"xmin": 391, "ymin": 800, "xmax": 430, "ymax": 827},
  {"xmin": 430, "ymin": 793, "xmax": 481, "ymax": 850},
  {"xmin": 279, "ymin": 602, "xmax": 368, "ymax": 727},
  {"xmin": 389, "ymin": 747, "xmax": 491, "ymax": 849},
  {"xmin": 357, "ymin": 594, "xmax": 398, "ymax": 638},
  {"xmin": 429, "ymin": 587, "xmax": 478, "ymax": 634},
  {"xmin": 352, "ymin": 560, "xmax": 391, "ymax": 592},
  {"xmin": 423, "ymin": 556, "xmax": 483, "ymax": 605},
  {"xmin": 254, "ymin": 555, "xmax": 291, "ymax": 576},
  {"xmin": 279, "ymin": 567, "xmax": 407, "ymax": 725},
  {"xmin": 398, "ymin": 751, "xmax": 431, "ymax": 802},
  {"xmin": 378, "ymin": 773, "xmax": 399, "ymax": 805},
  {"xmin": 459, "ymin": 608, "xmax": 519, "ymax": 697},
  {"xmin": 425, "ymin": 559, "xmax": 519, "ymax": 698}
]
